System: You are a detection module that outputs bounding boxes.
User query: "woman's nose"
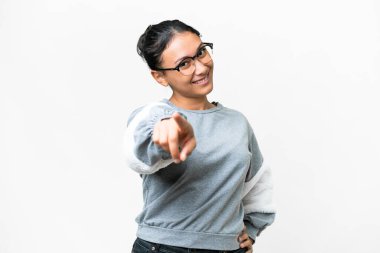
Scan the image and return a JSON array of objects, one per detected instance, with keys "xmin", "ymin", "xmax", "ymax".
[{"xmin": 193, "ymin": 58, "xmax": 209, "ymax": 75}]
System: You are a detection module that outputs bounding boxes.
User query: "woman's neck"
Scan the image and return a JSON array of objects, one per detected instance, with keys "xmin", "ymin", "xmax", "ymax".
[{"xmin": 169, "ymin": 96, "xmax": 215, "ymax": 110}]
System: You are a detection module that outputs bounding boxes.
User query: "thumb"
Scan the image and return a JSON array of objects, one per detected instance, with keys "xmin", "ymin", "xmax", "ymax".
[
  {"xmin": 179, "ymin": 136, "xmax": 196, "ymax": 161},
  {"xmin": 240, "ymin": 225, "xmax": 247, "ymax": 236}
]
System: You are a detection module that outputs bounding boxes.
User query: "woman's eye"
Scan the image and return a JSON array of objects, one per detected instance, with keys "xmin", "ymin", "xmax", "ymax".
[
  {"xmin": 197, "ymin": 47, "xmax": 206, "ymax": 57},
  {"xmin": 179, "ymin": 59, "xmax": 191, "ymax": 68}
]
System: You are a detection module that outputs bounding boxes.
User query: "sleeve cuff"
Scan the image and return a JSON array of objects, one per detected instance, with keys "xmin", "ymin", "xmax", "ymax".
[{"xmin": 244, "ymin": 222, "xmax": 260, "ymax": 242}]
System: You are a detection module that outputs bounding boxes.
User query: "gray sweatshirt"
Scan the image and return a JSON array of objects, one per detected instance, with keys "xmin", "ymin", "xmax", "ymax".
[{"xmin": 123, "ymin": 99, "xmax": 275, "ymax": 250}]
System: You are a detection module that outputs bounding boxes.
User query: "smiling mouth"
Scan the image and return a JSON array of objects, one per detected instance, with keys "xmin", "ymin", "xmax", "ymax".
[{"xmin": 192, "ymin": 73, "xmax": 209, "ymax": 85}]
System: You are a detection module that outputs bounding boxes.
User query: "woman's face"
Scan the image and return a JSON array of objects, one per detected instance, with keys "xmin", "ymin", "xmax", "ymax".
[{"xmin": 152, "ymin": 31, "xmax": 214, "ymax": 101}]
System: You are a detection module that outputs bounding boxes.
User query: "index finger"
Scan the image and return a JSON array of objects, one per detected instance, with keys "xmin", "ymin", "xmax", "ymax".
[
  {"xmin": 168, "ymin": 123, "xmax": 180, "ymax": 163},
  {"xmin": 171, "ymin": 112, "xmax": 188, "ymax": 130}
]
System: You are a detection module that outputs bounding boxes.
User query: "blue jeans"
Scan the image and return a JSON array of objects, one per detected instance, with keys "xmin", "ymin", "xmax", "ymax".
[{"xmin": 132, "ymin": 237, "xmax": 247, "ymax": 253}]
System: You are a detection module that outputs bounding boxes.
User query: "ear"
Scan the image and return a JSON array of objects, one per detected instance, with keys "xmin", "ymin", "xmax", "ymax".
[{"xmin": 151, "ymin": 70, "xmax": 169, "ymax": 87}]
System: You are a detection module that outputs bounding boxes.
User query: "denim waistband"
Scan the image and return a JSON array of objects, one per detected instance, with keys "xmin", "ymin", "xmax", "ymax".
[{"xmin": 133, "ymin": 237, "xmax": 246, "ymax": 253}]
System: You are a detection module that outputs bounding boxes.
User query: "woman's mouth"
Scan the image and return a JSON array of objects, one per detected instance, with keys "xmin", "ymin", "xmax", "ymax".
[{"xmin": 192, "ymin": 74, "xmax": 209, "ymax": 85}]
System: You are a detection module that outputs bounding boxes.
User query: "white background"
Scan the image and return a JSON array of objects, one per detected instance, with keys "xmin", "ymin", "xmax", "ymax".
[{"xmin": 1, "ymin": 0, "xmax": 380, "ymax": 252}]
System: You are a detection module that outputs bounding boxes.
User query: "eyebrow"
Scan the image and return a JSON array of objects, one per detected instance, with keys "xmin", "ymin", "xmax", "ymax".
[{"xmin": 174, "ymin": 42, "xmax": 204, "ymax": 65}]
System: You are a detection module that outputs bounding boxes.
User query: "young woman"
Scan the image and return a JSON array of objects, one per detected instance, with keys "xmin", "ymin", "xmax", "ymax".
[{"xmin": 124, "ymin": 20, "xmax": 276, "ymax": 253}]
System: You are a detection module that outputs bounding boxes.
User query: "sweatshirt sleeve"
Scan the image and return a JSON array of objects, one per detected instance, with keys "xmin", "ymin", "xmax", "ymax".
[
  {"xmin": 242, "ymin": 126, "xmax": 276, "ymax": 242},
  {"xmin": 123, "ymin": 102, "xmax": 177, "ymax": 174}
]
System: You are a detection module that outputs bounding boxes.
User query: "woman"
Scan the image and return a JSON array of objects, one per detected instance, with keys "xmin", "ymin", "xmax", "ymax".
[{"xmin": 124, "ymin": 20, "xmax": 276, "ymax": 253}]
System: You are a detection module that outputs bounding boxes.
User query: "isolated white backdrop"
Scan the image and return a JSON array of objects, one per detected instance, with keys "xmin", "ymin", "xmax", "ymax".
[{"xmin": 1, "ymin": 0, "xmax": 379, "ymax": 252}]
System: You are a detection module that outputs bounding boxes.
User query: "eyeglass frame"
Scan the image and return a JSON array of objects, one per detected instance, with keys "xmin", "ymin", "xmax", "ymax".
[{"xmin": 153, "ymin": 42, "xmax": 213, "ymax": 74}]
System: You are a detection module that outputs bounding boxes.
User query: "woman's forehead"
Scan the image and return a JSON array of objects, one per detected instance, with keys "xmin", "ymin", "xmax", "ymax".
[{"xmin": 161, "ymin": 32, "xmax": 202, "ymax": 64}]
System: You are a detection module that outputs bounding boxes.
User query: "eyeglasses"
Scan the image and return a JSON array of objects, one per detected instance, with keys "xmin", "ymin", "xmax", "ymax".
[{"xmin": 154, "ymin": 42, "xmax": 213, "ymax": 76}]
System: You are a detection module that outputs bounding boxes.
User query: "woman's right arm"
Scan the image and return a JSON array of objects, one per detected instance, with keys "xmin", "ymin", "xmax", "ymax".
[{"xmin": 123, "ymin": 103, "xmax": 196, "ymax": 174}]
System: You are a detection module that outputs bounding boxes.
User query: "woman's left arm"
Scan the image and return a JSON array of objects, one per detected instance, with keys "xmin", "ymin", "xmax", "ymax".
[
  {"xmin": 241, "ymin": 124, "xmax": 276, "ymax": 242},
  {"xmin": 242, "ymin": 161, "xmax": 276, "ymax": 242}
]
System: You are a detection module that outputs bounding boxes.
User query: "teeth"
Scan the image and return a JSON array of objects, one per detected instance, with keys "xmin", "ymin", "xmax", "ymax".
[{"xmin": 193, "ymin": 75, "xmax": 208, "ymax": 85}]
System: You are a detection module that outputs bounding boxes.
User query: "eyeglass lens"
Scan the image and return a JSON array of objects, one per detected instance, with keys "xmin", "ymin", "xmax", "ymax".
[{"xmin": 179, "ymin": 45, "xmax": 213, "ymax": 76}]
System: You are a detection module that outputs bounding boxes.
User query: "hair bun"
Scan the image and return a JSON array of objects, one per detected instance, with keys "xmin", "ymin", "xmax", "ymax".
[{"xmin": 136, "ymin": 20, "xmax": 200, "ymax": 70}]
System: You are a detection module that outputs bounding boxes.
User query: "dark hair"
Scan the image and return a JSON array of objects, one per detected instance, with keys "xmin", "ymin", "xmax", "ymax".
[{"xmin": 137, "ymin": 20, "xmax": 201, "ymax": 70}]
